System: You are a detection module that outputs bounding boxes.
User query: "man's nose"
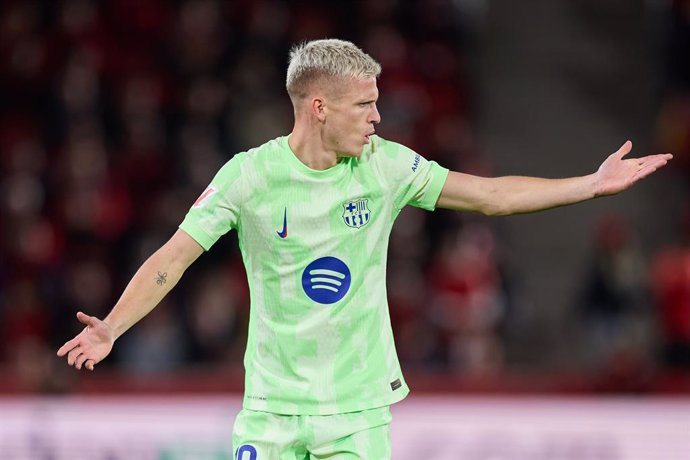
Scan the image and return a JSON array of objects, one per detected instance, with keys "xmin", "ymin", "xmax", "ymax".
[{"xmin": 370, "ymin": 105, "xmax": 381, "ymax": 124}]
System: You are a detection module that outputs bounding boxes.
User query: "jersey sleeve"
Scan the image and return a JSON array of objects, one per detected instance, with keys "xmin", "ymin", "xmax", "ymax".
[
  {"xmin": 179, "ymin": 153, "xmax": 247, "ymax": 250},
  {"xmin": 373, "ymin": 138, "xmax": 449, "ymax": 211}
]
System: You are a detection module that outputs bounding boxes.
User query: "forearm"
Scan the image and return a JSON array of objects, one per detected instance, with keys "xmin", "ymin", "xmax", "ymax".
[
  {"xmin": 437, "ymin": 171, "xmax": 600, "ymax": 216},
  {"xmin": 487, "ymin": 173, "xmax": 599, "ymax": 215},
  {"xmin": 103, "ymin": 248, "xmax": 183, "ymax": 340}
]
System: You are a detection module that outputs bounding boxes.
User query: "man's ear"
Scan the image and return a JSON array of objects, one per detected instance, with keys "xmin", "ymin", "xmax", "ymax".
[{"xmin": 310, "ymin": 97, "xmax": 327, "ymax": 123}]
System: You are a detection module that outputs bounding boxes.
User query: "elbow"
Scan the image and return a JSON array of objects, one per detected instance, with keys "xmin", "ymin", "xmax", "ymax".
[
  {"xmin": 483, "ymin": 208, "xmax": 510, "ymax": 217},
  {"xmin": 476, "ymin": 183, "xmax": 514, "ymax": 216},
  {"xmin": 479, "ymin": 201, "xmax": 512, "ymax": 216},
  {"xmin": 484, "ymin": 208, "xmax": 509, "ymax": 216},
  {"xmin": 150, "ymin": 245, "xmax": 192, "ymax": 278}
]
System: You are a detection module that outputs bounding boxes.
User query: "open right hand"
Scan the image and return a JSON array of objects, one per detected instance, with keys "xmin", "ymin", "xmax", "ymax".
[{"xmin": 57, "ymin": 312, "xmax": 115, "ymax": 371}]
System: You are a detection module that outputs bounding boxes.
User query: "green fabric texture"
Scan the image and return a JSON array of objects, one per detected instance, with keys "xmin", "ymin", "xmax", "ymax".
[{"xmin": 232, "ymin": 407, "xmax": 392, "ymax": 459}]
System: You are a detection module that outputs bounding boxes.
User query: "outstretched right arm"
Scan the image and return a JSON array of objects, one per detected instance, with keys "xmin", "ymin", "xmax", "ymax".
[{"xmin": 57, "ymin": 229, "xmax": 204, "ymax": 370}]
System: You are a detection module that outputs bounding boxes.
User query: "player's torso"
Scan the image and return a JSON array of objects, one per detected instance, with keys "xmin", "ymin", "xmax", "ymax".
[
  {"xmin": 237, "ymin": 155, "xmax": 392, "ymax": 307},
  {"xmin": 234, "ymin": 140, "xmax": 411, "ymax": 414}
]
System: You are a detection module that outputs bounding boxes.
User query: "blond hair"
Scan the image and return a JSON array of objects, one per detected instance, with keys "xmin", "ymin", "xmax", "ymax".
[{"xmin": 286, "ymin": 39, "xmax": 381, "ymax": 101}]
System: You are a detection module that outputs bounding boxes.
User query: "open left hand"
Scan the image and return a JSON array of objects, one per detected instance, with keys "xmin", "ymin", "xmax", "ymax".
[{"xmin": 595, "ymin": 140, "xmax": 673, "ymax": 197}]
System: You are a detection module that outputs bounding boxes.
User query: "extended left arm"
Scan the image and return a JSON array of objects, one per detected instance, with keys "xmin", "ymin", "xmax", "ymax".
[{"xmin": 436, "ymin": 141, "xmax": 672, "ymax": 216}]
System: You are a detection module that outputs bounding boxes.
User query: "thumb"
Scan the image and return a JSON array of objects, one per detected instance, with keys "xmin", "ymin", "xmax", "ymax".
[
  {"xmin": 615, "ymin": 140, "xmax": 633, "ymax": 159},
  {"xmin": 76, "ymin": 311, "xmax": 98, "ymax": 328}
]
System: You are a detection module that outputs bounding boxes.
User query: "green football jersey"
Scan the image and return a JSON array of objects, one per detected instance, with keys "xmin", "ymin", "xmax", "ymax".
[{"xmin": 179, "ymin": 135, "xmax": 449, "ymax": 415}]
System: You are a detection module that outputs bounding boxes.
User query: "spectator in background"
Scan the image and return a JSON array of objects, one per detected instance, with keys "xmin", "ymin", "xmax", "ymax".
[
  {"xmin": 650, "ymin": 208, "xmax": 690, "ymax": 369},
  {"xmin": 649, "ymin": 0, "xmax": 690, "ymax": 371},
  {"xmin": 184, "ymin": 263, "xmax": 249, "ymax": 367},
  {"xmin": 577, "ymin": 215, "xmax": 656, "ymax": 388},
  {"xmin": 656, "ymin": 93, "xmax": 690, "ymax": 176},
  {"xmin": 656, "ymin": 0, "xmax": 690, "ymax": 176},
  {"xmin": 427, "ymin": 223, "xmax": 506, "ymax": 376},
  {"xmin": 0, "ymin": 277, "xmax": 58, "ymax": 392}
]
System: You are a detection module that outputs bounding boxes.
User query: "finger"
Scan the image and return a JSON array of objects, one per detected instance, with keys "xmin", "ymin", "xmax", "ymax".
[
  {"xmin": 85, "ymin": 360, "xmax": 95, "ymax": 371},
  {"xmin": 634, "ymin": 159, "xmax": 668, "ymax": 180},
  {"xmin": 67, "ymin": 347, "xmax": 82, "ymax": 366},
  {"xmin": 642, "ymin": 153, "xmax": 674, "ymax": 163},
  {"xmin": 615, "ymin": 140, "xmax": 633, "ymax": 159},
  {"xmin": 76, "ymin": 311, "xmax": 98, "ymax": 328},
  {"xmin": 638, "ymin": 156, "xmax": 670, "ymax": 169},
  {"xmin": 636, "ymin": 152, "xmax": 672, "ymax": 162},
  {"xmin": 74, "ymin": 353, "xmax": 89, "ymax": 370},
  {"xmin": 57, "ymin": 338, "xmax": 80, "ymax": 357}
]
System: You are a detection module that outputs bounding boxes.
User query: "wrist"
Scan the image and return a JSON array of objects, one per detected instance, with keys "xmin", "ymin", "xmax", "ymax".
[
  {"xmin": 102, "ymin": 318, "xmax": 119, "ymax": 342},
  {"xmin": 589, "ymin": 172, "xmax": 603, "ymax": 198}
]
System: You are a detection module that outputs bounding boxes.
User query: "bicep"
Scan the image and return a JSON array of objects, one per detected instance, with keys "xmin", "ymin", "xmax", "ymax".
[{"xmin": 436, "ymin": 171, "xmax": 499, "ymax": 214}]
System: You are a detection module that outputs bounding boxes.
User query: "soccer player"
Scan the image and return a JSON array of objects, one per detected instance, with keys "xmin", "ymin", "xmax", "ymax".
[{"xmin": 57, "ymin": 39, "xmax": 672, "ymax": 459}]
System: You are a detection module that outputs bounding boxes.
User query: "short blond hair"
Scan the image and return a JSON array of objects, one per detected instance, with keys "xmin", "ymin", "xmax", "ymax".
[{"xmin": 286, "ymin": 39, "xmax": 381, "ymax": 101}]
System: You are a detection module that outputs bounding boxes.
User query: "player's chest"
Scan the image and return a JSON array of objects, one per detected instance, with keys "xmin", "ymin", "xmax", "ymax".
[{"xmin": 240, "ymin": 179, "xmax": 387, "ymax": 246}]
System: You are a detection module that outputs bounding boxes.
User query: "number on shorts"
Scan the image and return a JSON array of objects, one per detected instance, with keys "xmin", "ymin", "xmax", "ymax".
[{"xmin": 236, "ymin": 444, "xmax": 257, "ymax": 460}]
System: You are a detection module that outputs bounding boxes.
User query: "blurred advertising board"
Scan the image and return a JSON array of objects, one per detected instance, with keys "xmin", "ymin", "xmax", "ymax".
[{"xmin": 0, "ymin": 396, "xmax": 688, "ymax": 459}]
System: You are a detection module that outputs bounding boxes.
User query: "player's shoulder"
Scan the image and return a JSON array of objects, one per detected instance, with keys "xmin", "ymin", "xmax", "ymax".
[
  {"xmin": 219, "ymin": 136, "xmax": 286, "ymax": 171},
  {"xmin": 238, "ymin": 136, "xmax": 286, "ymax": 163},
  {"xmin": 363, "ymin": 135, "xmax": 421, "ymax": 170},
  {"xmin": 209, "ymin": 137, "xmax": 285, "ymax": 190}
]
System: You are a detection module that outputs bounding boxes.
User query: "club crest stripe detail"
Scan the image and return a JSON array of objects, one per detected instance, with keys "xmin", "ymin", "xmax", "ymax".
[{"xmin": 342, "ymin": 198, "xmax": 371, "ymax": 228}]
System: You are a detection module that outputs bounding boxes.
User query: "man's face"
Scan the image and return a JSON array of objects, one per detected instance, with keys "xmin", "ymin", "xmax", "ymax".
[{"xmin": 323, "ymin": 77, "xmax": 381, "ymax": 158}]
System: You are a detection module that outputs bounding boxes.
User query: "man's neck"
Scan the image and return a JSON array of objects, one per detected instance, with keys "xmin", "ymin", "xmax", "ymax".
[{"xmin": 287, "ymin": 125, "xmax": 339, "ymax": 171}]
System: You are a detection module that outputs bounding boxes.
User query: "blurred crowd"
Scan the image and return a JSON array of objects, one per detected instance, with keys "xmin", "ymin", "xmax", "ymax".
[
  {"xmin": 651, "ymin": 0, "xmax": 690, "ymax": 372},
  {"xmin": 0, "ymin": 0, "xmax": 688, "ymax": 394}
]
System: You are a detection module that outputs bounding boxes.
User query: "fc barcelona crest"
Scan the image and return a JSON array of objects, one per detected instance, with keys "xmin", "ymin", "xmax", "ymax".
[{"xmin": 342, "ymin": 198, "xmax": 371, "ymax": 229}]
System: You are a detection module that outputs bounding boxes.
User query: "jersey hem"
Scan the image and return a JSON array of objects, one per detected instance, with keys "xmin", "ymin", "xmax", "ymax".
[
  {"xmin": 241, "ymin": 386, "xmax": 410, "ymax": 416},
  {"xmin": 420, "ymin": 162, "xmax": 450, "ymax": 211},
  {"xmin": 179, "ymin": 220, "xmax": 215, "ymax": 251}
]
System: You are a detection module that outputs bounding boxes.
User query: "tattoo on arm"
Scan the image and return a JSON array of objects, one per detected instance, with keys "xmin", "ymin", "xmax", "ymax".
[{"xmin": 155, "ymin": 271, "xmax": 168, "ymax": 286}]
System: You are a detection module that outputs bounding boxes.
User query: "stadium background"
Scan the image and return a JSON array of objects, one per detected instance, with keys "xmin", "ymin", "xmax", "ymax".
[{"xmin": 0, "ymin": 0, "xmax": 688, "ymax": 458}]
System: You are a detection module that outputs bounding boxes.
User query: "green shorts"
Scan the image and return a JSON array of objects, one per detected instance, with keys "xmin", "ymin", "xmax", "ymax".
[{"xmin": 232, "ymin": 406, "xmax": 392, "ymax": 460}]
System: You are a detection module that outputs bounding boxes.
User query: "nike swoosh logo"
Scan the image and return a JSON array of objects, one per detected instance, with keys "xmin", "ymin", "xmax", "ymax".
[{"xmin": 276, "ymin": 208, "xmax": 288, "ymax": 238}]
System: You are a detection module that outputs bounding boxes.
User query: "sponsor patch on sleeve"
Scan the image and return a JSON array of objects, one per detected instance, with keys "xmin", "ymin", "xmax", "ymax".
[{"xmin": 192, "ymin": 185, "xmax": 218, "ymax": 208}]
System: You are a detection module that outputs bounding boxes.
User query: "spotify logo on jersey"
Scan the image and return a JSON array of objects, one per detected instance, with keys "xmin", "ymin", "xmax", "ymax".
[{"xmin": 302, "ymin": 256, "xmax": 351, "ymax": 304}]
